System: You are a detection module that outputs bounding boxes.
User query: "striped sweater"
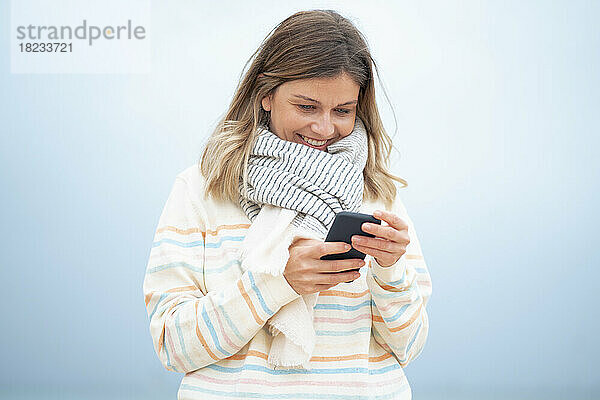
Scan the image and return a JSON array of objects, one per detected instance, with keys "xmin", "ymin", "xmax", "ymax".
[{"xmin": 143, "ymin": 164, "xmax": 432, "ymax": 400}]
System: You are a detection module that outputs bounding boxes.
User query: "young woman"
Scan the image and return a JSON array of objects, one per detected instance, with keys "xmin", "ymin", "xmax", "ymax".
[{"xmin": 143, "ymin": 9, "xmax": 432, "ymax": 400}]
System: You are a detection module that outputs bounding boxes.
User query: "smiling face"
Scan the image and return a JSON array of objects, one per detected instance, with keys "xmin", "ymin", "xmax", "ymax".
[{"xmin": 260, "ymin": 73, "xmax": 360, "ymax": 151}]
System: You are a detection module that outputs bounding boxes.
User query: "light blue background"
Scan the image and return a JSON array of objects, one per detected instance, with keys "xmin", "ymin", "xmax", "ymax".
[{"xmin": 1, "ymin": 1, "xmax": 598, "ymax": 399}]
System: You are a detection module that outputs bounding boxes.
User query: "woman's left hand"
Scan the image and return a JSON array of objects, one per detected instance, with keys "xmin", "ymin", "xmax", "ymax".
[{"xmin": 351, "ymin": 209, "xmax": 410, "ymax": 268}]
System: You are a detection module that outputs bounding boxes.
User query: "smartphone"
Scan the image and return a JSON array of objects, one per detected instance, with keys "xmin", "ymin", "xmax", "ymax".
[{"xmin": 319, "ymin": 211, "xmax": 381, "ymax": 282}]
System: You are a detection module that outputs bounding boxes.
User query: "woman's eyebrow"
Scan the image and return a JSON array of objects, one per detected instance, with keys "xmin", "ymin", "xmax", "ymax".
[{"xmin": 291, "ymin": 94, "xmax": 357, "ymax": 106}]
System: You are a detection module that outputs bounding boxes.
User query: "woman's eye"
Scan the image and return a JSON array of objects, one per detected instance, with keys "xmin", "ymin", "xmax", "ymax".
[{"xmin": 296, "ymin": 105, "xmax": 351, "ymax": 115}]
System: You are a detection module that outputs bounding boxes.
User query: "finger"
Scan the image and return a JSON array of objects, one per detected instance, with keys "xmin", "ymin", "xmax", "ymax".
[
  {"xmin": 351, "ymin": 241, "xmax": 396, "ymax": 261},
  {"xmin": 322, "ymin": 258, "xmax": 365, "ymax": 273},
  {"xmin": 317, "ymin": 241, "xmax": 351, "ymax": 258},
  {"xmin": 319, "ymin": 270, "xmax": 361, "ymax": 286},
  {"xmin": 352, "ymin": 236, "xmax": 403, "ymax": 254},
  {"xmin": 373, "ymin": 210, "xmax": 408, "ymax": 231},
  {"xmin": 317, "ymin": 273, "xmax": 358, "ymax": 290},
  {"xmin": 360, "ymin": 223, "xmax": 404, "ymax": 243}
]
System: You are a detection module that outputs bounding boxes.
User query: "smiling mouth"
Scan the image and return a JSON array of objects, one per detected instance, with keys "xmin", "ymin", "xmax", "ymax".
[{"xmin": 297, "ymin": 134, "xmax": 332, "ymax": 149}]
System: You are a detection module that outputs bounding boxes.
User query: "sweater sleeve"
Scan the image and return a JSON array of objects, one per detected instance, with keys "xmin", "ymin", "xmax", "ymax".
[
  {"xmin": 142, "ymin": 175, "xmax": 301, "ymax": 373},
  {"xmin": 365, "ymin": 195, "xmax": 432, "ymax": 368}
]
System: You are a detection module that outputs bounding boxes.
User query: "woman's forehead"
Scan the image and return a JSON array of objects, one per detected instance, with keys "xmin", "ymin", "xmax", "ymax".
[{"xmin": 277, "ymin": 74, "xmax": 360, "ymax": 100}]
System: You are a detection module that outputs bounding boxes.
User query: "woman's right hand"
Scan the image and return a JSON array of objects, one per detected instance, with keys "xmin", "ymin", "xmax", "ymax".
[{"xmin": 283, "ymin": 238, "xmax": 365, "ymax": 295}]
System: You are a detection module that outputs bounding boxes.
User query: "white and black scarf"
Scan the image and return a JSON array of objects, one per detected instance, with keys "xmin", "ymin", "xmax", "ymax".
[{"xmin": 239, "ymin": 116, "xmax": 369, "ymax": 237}]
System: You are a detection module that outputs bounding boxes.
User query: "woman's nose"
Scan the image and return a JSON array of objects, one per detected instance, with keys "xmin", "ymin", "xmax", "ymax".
[{"xmin": 311, "ymin": 113, "xmax": 335, "ymax": 137}]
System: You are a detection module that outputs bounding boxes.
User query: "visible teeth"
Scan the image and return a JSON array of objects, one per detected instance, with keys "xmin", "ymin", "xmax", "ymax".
[{"xmin": 301, "ymin": 135, "xmax": 327, "ymax": 146}]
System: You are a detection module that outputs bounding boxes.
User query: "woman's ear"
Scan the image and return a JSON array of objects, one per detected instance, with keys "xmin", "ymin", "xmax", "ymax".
[{"xmin": 261, "ymin": 94, "xmax": 272, "ymax": 112}]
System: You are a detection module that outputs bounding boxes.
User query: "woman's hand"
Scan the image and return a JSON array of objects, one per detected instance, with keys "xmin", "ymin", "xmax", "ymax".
[
  {"xmin": 284, "ymin": 239, "xmax": 366, "ymax": 295},
  {"xmin": 351, "ymin": 209, "xmax": 410, "ymax": 268}
]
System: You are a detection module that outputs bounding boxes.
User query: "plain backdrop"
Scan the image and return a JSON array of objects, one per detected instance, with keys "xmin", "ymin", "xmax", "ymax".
[{"xmin": 1, "ymin": 1, "xmax": 598, "ymax": 399}]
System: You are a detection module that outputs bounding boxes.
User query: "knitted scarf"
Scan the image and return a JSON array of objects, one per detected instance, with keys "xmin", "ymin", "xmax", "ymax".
[{"xmin": 239, "ymin": 116, "xmax": 369, "ymax": 238}]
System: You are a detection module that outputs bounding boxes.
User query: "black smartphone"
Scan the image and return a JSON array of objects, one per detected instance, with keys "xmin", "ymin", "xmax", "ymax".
[{"xmin": 319, "ymin": 211, "xmax": 381, "ymax": 282}]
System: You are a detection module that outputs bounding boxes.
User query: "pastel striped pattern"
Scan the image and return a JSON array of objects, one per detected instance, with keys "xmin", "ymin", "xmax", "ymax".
[{"xmin": 143, "ymin": 166, "xmax": 432, "ymax": 400}]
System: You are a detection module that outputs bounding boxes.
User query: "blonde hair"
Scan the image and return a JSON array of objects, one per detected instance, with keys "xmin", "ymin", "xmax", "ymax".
[{"xmin": 198, "ymin": 9, "xmax": 407, "ymax": 210}]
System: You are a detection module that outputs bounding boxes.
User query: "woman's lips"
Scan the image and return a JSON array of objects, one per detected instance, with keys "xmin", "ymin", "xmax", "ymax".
[{"xmin": 297, "ymin": 134, "xmax": 330, "ymax": 150}]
